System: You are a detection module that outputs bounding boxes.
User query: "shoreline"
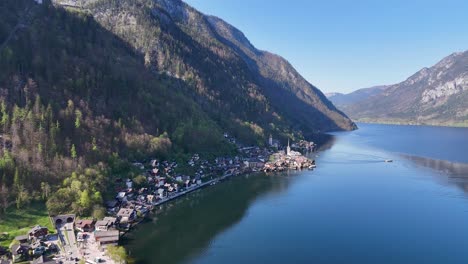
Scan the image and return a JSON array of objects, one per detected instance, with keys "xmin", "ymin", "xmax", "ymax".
[
  {"xmin": 354, "ymin": 120, "xmax": 468, "ymax": 128},
  {"xmin": 121, "ymin": 170, "xmax": 243, "ymax": 237},
  {"xmin": 122, "ymin": 152, "xmax": 316, "ymax": 238}
]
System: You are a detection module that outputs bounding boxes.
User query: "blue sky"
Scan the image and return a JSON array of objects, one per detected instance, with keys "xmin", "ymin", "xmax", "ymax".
[{"xmin": 184, "ymin": 0, "xmax": 468, "ymax": 94}]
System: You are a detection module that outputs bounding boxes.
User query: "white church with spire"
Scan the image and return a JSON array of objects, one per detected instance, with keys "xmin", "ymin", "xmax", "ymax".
[{"xmin": 285, "ymin": 139, "xmax": 301, "ymax": 157}]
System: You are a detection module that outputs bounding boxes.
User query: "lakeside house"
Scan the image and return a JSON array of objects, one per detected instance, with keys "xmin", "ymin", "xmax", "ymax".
[
  {"xmin": 95, "ymin": 217, "xmax": 117, "ymax": 231},
  {"xmin": 157, "ymin": 188, "xmax": 165, "ymax": 199},
  {"xmin": 147, "ymin": 194, "xmax": 157, "ymax": 204},
  {"xmin": 75, "ymin": 219, "xmax": 95, "ymax": 232},
  {"xmin": 94, "ymin": 230, "xmax": 119, "ymax": 249},
  {"xmin": 117, "ymin": 208, "xmax": 137, "ymax": 223},
  {"xmin": 244, "ymin": 158, "xmax": 265, "ymax": 169}
]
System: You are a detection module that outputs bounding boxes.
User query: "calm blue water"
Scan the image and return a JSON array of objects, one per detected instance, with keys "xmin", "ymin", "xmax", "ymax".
[
  {"xmin": 349, "ymin": 123, "xmax": 468, "ymax": 163},
  {"xmin": 128, "ymin": 123, "xmax": 468, "ymax": 264}
]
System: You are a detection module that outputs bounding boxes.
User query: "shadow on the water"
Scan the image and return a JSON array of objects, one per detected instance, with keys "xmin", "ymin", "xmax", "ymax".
[
  {"xmin": 401, "ymin": 154, "xmax": 468, "ymax": 193},
  {"xmin": 313, "ymin": 133, "xmax": 336, "ymax": 152},
  {"xmin": 123, "ymin": 174, "xmax": 293, "ymax": 264}
]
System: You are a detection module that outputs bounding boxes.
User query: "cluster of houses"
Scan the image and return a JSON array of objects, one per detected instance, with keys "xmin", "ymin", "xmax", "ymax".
[
  {"xmin": 74, "ymin": 218, "xmax": 120, "ymax": 249},
  {"xmin": 1, "ymin": 213, "xmax": 122, "ymax": 263},
  {"xmin": 291, "ymin": 140, "xmax": 316, "ymax": 153},
  {"xmin": 264, "ymin": 140, "xmax": 315, "ymax": 172},
  {"xmin": 5, "ymin": 225, "xmax": 59, "ymax": 263},
  {"xmin": 0, "ymin": 132, "xmax": 317, "ymax": 264}
]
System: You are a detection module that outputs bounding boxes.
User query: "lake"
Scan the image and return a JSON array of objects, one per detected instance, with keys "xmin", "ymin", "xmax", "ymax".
[{"xmin": 125, "ymin": 123, "xmax": 468, "ymax": 264}]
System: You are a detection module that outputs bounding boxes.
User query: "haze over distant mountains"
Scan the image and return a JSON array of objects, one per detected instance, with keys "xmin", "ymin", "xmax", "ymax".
[
  {"xmin": 327, "ymin": 50, "xmax": 468, "ymax": 127},
  {"xmin": 326, "ymin": 85, "xmax": 389, "ymax": 108}
]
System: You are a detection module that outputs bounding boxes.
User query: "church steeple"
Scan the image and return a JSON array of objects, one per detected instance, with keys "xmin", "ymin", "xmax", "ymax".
[{"xmin": 286, "ymin": 139, "xmax": 291, "ymax": 156}]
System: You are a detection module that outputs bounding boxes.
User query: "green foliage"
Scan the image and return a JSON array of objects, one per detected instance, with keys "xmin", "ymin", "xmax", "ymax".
[
  {"xmin": 92, "ymin": 205, "xmax": 106, "ymax": 219},
  {"xmin": 0, "ymin": 0, "xmax": 308, "ymax": 218},
  {"xmin": 107, "ymin": 245, "xmax": 128, "ymax": 264},
  {"xmin": 132, "ymin": 175, "xmax": 146, "ymax": 189},
  {"xmin": 75, "ymin": 109, "xmax": 82, "ymax": 128},
  {"xmin": 0, "ymin": 202, "xmax": 54, "ymax": 247},
  {"xmin": 71, "ymin": 144, "xmax": 77, "ymax": 159}
]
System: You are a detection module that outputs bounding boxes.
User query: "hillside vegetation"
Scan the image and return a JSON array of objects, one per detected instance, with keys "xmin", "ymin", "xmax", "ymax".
[{"xmin": 0, "ymin": 0, "xmax": 354, "ymax": 219}]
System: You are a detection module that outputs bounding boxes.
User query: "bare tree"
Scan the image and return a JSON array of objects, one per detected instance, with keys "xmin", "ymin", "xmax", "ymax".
[{"xmin": 0, "ymin": 183, "xmax": 10, "ymax": 214}]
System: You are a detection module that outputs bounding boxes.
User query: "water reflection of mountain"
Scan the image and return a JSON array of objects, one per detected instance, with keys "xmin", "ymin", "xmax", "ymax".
[
  {"xmin": 401, "ymin": 154, "xmax": 468, "ymax": 192},
  {"xmin": 124, "ymin": 174, "xmax": 292, "ymax": 264},
  {"xmin": 315, "ymin": 134, "xmax": 336, "ymax": 152}
]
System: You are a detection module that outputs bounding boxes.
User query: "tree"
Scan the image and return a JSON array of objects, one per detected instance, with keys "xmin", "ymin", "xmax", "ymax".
[
  {"xmin": 93, "ymin": 191, "xmax": 102, "ymax": 204},
  {"xmin": 0, "ymin": 100, "xmax": 9, "ymax": 133},
  {"xmin": 46, "ymin": 188, "xmax": 77, "ymax": 215},
  {"xmin": 13, "ymin": 168, "xmax": 20, "ymax": 192},
  {"xmin": 107, "ymin": 245, "xmax": 127, "ymax": 264},
  {"xmin": 0, "ymin": 183, "xmax": 10, "ymax": 214},
  {"xmin": 133, "ymin": 175, "xmax": 146, "ymax": 188},
  {"xmin": 75, "ymin": 109, "xmax": 82, "ymax": 128},
  {"xmin": 92, "ymin": 137, "xmax": 98, "ymax": 151},
  {"xmin": 40, "ymin": 182, "xmax": 51, "ymax": 200},
  {"xmin": 92, "ymin": 205, "xmax": 106, "ymax": 219},
  {"xmin": 71, "ymin": 144, "xmax": 77, "ymax": 159},
  {"xmin": 16, "ymin": 186, "xmax": 30, "ymax": 209},
  {"xmin": 79, "ymin": 190, "xmax": 91, "ymax": 210}
]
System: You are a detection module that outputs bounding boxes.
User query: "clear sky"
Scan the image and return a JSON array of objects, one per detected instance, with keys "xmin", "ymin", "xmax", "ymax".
[{"xmin": 184, "ymin": 0, "xmax": 468, "ymax": 94}]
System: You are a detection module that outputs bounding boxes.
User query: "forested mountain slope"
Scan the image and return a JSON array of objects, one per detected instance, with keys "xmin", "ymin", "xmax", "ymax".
[
  {"xmin": 0, "ymin": 0, "xmax": 353, "ymax": 217},
  {"xmin": 81, "ymin": 0, "xmax": 355, "ymax": 133}
]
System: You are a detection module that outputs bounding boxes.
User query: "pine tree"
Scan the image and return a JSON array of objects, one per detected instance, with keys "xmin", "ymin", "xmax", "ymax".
[
  {"xmin": 75, "ymin": 109, "xmax": 82, "ymax": 128},
  {"xmin": 71, "ymin": 144, "xmax": 77, "ymax": 159}
]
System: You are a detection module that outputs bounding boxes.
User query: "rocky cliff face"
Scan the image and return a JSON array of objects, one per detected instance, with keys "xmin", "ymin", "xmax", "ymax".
[{"xmin": 343, "ymin": 51, "xmax": 468, "ymax": 126}]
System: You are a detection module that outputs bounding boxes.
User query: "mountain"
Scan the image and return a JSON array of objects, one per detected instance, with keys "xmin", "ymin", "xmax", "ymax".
[
  {"xmin": 205, "ymin": 15, "xmax": 354, "ymax": 133},
  {"xmin": 342, "ymin": 51, "xmax": 468, "ymax": 126},
  {"xmin": 0, "ymin": 0, "xmax": 353, "ymax": 216},
  {"xmin": 326, "ymin": 85, "xmax": 388, "ymax": 108},
  {"xmin": 82, "ymin": 0, "xmax": 354, "ymax": 133}
]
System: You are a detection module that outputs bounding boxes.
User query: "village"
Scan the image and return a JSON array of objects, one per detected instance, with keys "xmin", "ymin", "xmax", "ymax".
[{"xmin": 0, "ymin": 134, "xmax": 315, "ymax": 264}]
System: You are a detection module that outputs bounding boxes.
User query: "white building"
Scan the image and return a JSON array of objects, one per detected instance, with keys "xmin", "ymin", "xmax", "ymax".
[
  {"xmin": 286, "ymin": 139, "xmax": 291, "ymax": 156},
  {"xmin": 157, "ymin": 188, "xmax": 165, "ymax": 199}
]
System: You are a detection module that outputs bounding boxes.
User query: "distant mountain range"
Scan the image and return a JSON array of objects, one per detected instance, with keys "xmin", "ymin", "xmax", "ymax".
[
  {"xmin": 327, "ymin": 51, "xmax": 468, "ymax": 127},
  {"xmin": 326, "ymin": 85, "xmax": 389, "ymax": 108}
]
